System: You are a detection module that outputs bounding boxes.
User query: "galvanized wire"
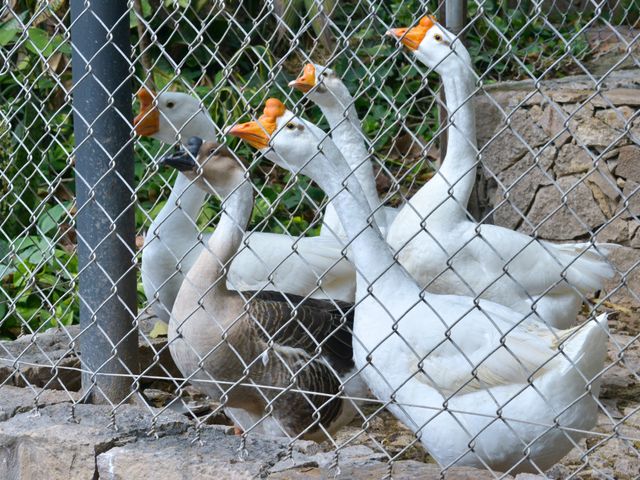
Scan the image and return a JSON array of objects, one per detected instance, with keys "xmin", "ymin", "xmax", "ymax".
[{"xmin": 0, "ymin": 0, "xmax": 639, "ymax": 477}]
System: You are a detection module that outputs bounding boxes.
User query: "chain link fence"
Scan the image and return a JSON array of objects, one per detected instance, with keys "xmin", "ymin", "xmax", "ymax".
[{"xmin": 1, "ymin": 0, "xmax": 639, "ymax": 477}]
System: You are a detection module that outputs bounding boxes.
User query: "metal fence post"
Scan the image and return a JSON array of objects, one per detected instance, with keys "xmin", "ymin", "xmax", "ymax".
[{"xmin": 70, "ymin": 0, "xmax": 139, "ymax": 404}]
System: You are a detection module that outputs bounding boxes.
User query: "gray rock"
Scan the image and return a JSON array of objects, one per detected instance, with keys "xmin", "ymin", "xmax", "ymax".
[
  {"xmin": 0, "ymin": 403, "xmax": 190, "ymax": 480},
  {"xmin": 267, "ymin": 460, "xmax": 506, "ymax": 479},
  {"xmin": 521, "ymin": 175, "xmax": 608, "ymax": 240},
  {"xmin": 536, "ymin": 103, "xmax": 571, "ymax": 146},
  {"xmin": 570, "ymin": 110, "xmax": 626, "ymax": 148},
  {"xmin": 481, "ymin": 108, "xmax": 549, "ymax": 174},
  {"xmin": 0, "ymin": 316, "xmax": 180, "ymax": 391},
  {"xmin": 555, "ymin": 143, "xmax": 596, "ymax": 176},
  {"xmin": 490, "ymin": 146, "xmax": 556, "ymax": 229},
  {"xmin": 596, "ymin": 217, "xmax": 630, "ymax": 243},
  {"xmin": 615, "ymin": 145, "xmax": 640, "ymax": 182},
  {"xmin": 0, "ymin": 385, "xmax": 81, "ymax": 421},
  {"xmin": 0, "ymin": 326, "xmax": 81, "ymax": 391},
  {"xmin": 97, "ymin": 425, "xmax": 288, "ymax": 480},
  {"xmin": 585, "ymin": 166, "xmax": 621, "ymax": 218},
  {"xmin": 595, "ymin": 106, "xmax": 635, "ymax": 132},
  {"xmin": 546, "ymin": 88, "xmax": 591, "ymax": 104},
  {"xmin": 617, "ymin": 180, "xmax": 640, "ymax": 219},
  {"xmin": 603, "ymin": 246, "xmax": 640, "ymax": 307},
  {"xmin": 590, "ymin": 88, "xmax": 640, "ymax": 107},
  {"xmin": 474, "ymin": 93, "xmax": 508, "ymax": 148},
  {"xmin": 629, "ymin": 222, "xmax": 640, "ymax": 248}
]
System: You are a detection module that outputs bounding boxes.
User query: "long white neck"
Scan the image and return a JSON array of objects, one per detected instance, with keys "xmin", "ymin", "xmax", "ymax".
[
  {"xmin": 185, "ymin": 181, "xmax": 253, "ymax": 293},
  {"xmin": 150, "ymin": 173, "xmax": 207, "ymax": 239},
  {"xmin": 295, "ymin": 141, "xmax": 409, "ymax": 290},
  {"xmin": 319, "ymin": 96, "xmax": 387, "ymax": 231},
  {"xmin": 150, "ymin": 120, "xmax": 216, "ymax": 239},
  {"xmin": 407, "ymin": 68, "xmax": 477, "ymax": 219}
]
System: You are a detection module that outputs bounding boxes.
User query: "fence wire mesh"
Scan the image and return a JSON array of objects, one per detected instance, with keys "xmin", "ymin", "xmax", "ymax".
[{"xmin": 1, "ymin": 0, "xmax": 639, "ymax": 478}]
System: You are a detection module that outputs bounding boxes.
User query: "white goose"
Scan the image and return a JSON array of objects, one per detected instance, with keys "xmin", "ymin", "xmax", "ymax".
[
  {"xmin": 229, "ymin": 98, "xmax": 608, "ymax": 473},
  {"xmin": 162, "ymin": 138, "xmax": 364, "ymax": 439},
  {"xmin": 288, "ymin": 63, "xmax": 398, "ymax": 237},
  {"xmin": 386, "ymin": 17, "xmax": 615, "ymax": 328},
  {"xmin": 134, "ymin": 89, "xmax": 356, "ymax": 322}
]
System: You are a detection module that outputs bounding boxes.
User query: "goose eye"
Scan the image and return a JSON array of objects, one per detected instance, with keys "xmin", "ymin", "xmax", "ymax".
[
  {"xmin": 434, "ymin": 34, "xmax": 443, "ymax": 42},
  {"xmin": 285, "ymin": 122, "xmax": 296, "ymax": 130},
  {"xmin": 166, "ymin": 101, "xmax": 175, "ymax": 108}
]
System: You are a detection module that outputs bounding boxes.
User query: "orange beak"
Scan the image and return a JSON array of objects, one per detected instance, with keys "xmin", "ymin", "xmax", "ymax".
[
  {"xmin": 133, "ymin": 88, "xmax": 160, "ymax": 136},
  {"xmin": 228, "ymin": 98, "xmax": 286, "ymax": 150},
  {"xmin": 228, "ymin": 121, "xmax": 272, "ymax": 150},
  {"xmin": 387, "ymin": 15, "xmax": 436, "ymax": 50},
  {"xmin": 289, "ymin": 63, "xmax": 316, "ymax": 93}
]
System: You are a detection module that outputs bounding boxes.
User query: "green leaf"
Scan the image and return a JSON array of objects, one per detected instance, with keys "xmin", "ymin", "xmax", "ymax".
[
  {"xmin": 149, "ymin": 320, "xmax": 168, "ymax": 338},
  {"xmin": 26, "ymin": 28, "xmax": 69, "ymax": 57},
  {"xmin": 38, "ymin": 204, "xmax": 67, "ymax": 235},
  {"xmin": 0, "ymin": 17, "xmax": 23, "ymax": 47}
]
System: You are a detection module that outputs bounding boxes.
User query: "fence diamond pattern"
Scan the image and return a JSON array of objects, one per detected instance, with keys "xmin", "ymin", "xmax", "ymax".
[{"xmin": 0, "ymin": 0, "xmax": 639, "ymax": 477}]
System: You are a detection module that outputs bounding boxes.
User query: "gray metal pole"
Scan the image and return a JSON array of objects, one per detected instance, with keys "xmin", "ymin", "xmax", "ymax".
[
  {"xmin": 71, "ymin": 0, "xmax": 139, "ymax": 404},
  {"xmin": 445, "ymin": 0, "xmax": 467, "ymax": 38}
]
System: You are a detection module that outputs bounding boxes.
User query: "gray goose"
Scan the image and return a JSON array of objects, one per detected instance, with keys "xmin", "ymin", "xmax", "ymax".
[{"xmin": 162, "ymin": 137, "xmax": 365, "ymax": 440}]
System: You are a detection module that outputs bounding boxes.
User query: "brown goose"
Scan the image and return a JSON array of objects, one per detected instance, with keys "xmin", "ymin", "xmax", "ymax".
[{"xmin": 162, "ymin": 137, "xmax": 365, "ymax": 440}]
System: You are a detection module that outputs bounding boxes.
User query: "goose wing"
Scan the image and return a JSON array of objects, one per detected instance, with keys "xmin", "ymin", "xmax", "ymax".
[
  {"xmin": 475, "ymin": 224, "xmax": 614, "ymax": 295},
  {"xmin": 245, "ymin": 291, "xmax": 354, "ymax": 374}
]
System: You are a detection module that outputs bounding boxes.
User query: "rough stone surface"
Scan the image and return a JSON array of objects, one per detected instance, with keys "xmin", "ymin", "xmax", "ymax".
[
  {"xmin": 480, "ymin": 108, "xmax": 548, "ymax": 174},
  {"xmin": 617, "ymin": 180, "xmax": 640, "ymax": 219},
  {"xmin": 603, "ymin": 246, "xmax": 640, "ymax": 307},
  {"xmin": 520, "ymin": 175, "xmax": 608, "ymax": 240},
  {"xmin": 590, "ymin": 88, "xmax": 640, "ymax": 107},
  {"xmin": 615, "ymin": 146, "xmax": 640, "ymax": 182},
  {"xmin": 554, "ymin": 143, "xmax": 596, "ymax": 176},
  {"xmin": 0, "ymin": 403, "xmax": 189, "ymax": 480},
  {"xmin": 268, "ymin": 461, "xmax": 503, "ymax": 479},
  {"xmin": 96, "ymin": 425, "xmax": 287, "ymax": 480},
  {"xmin": 596, "ymin": 217, "xmax": 630, "ymax": 243},
  {"xmin": 0, "ymin": 385, "xmax": 80, "ymax": 421},
  {"xmin": 474, "ymin": 69, "xmax": 640, "ymax": 306},
  {"xmin": 0, "ymin": 398, "xmax": 518, "ymax": 480},
  {"xmin": 537, "ymin": 102, "xmax": 572, "ymax": 146},
  {"xmin": 489, "ymin": 146, "xmax": 555, "ymax": 229}
]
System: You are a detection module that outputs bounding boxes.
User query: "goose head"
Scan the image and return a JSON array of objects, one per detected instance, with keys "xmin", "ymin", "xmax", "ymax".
[
  {"xmin": 160, "ymin": 136, "xmax": 245, "ymax": 199},
  {"xmin": 134, "ymin": 89, "xmax": 215, "ymax": 144},
  {"xmin": 387, "ymin": 16, "xmax": 472, "ymax": 76},
  {"xmin": 288, "ymin": 63, "xmax": 351, "ymax": 107},
  {"xmin": 227, "ymin": 98, "xmax": 338, "ymax": 178}
]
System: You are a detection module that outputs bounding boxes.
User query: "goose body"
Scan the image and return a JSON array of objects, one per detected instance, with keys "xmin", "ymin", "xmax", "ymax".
[
  {"xmin": 229, "ymin": 98, "xmax": 608, "ymax": 472},
  {"xmin": 289, "ymin": 63, "xmax": 397, "ymax": 239},
  {"xmin": 386, "ymin": 18, "xmax": 615, "ymax": 328},
  {"xmin": 163, "ymin": 139, "xmax": 365, "ymax": 439},
  {"xmin": 134, "ymin": 90, "xmax": 356, "ymax": 322}
]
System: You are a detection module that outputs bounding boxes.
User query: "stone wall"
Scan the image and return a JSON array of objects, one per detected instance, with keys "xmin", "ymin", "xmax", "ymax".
[{"xmin": 475, "ymin": 69, "xmax": 640, "ymax": 306}]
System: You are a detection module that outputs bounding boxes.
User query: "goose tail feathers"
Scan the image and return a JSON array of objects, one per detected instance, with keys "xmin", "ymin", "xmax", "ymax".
[
  {"xmin": 558, "ymin": 313, "xmax": 609, "ymax": 390},
  {"xmin": 550, "ymin": 242, "xmax": 618, "ymax": 292}
]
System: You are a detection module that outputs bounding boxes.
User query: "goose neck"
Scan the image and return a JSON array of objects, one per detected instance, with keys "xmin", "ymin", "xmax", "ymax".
[
  {"xmin": 185, "ymin": 180, "xmax": 253, "ymax": 294},
  {"xmin": 152, "ymin": 173, "xmax": 208, "ymax": 232},
  {"xmin": 300, "ymin": 141, "xmax": 407, "ymax": 286},
  {"xmin": 318, "ymin": 97, "xmax": 386, "ymax": 230},
  {"xmin": 436, "ymin": 70, "xmax": 478, "ymax": 204}
]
